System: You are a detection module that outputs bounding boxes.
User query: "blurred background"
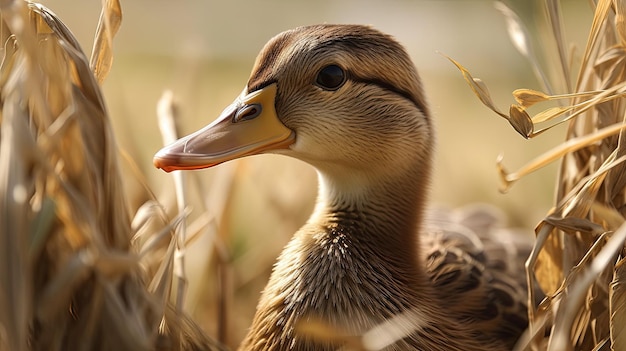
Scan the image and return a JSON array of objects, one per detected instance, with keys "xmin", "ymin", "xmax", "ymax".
[{"xmin": 38, "ymin": 0, "xmax": 591, "ymax": 348}]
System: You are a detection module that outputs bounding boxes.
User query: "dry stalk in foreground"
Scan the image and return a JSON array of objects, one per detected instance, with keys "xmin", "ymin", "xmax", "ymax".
[
  {"xmin": 0, "ymin": 1, "xmax": 223, "ymax": 350},
  {"xmin": 452, "ymin": 0, "xmax": 626, "ymax": 350}
]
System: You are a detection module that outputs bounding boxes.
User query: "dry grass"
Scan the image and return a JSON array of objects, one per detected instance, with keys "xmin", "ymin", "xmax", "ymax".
[
  {"xmin": 452, "ymin": 1, "xmax": 626, "ymax": 350},
  {"xmin": 4, "ymin": 0, "xmax": 626, "ymax": 350},
  {"xmin": 0, "ymin": 1, "xmax": 224, "ymax": 350}
]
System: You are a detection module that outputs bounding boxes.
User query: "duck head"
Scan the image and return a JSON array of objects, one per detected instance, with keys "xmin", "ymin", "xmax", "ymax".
[{"xmin": 154, "ymin": 24, "xmax": 432, "ymax": 193}]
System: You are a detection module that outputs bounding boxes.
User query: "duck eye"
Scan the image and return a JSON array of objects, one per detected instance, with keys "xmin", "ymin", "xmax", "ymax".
[{"xmin": 315, "ymin": 65, "xmax": 346, "ymax": 90}]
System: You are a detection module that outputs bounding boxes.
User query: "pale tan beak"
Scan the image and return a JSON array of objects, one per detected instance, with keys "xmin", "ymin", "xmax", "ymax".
[{"xmin": 154, "ymin": 84, "xmax": 295, "ymax": 172}]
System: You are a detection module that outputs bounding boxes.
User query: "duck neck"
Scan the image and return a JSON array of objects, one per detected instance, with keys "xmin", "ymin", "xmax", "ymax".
[
  {"xmin": 309, "ymin": 161, "xmax": 431, "ymax": 272},
  {"xmin": 240, "ymin": 159, "xmax": 435, "ymax": 349}
]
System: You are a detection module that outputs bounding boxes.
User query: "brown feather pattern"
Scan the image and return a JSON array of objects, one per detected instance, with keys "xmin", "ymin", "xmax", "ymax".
[{"xmin": 229, "ymin": 25, "xmax": 532, "ymax": 350}]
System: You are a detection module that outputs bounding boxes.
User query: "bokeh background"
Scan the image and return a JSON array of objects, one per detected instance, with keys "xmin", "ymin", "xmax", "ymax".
[{"xmin": 38, "ymin": 0, "xmax": 591, "ymax": 348}]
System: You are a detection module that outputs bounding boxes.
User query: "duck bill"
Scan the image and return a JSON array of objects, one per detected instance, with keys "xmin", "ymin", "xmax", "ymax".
[{"xmin": 154, "ymin": 84, "xmax": 295, "ymax": 172}]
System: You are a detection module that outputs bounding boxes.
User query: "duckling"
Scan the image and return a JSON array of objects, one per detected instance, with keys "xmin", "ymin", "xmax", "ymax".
[{"xmin": 154, "ymin": 24, "xmax": 531, "ymax": 351}]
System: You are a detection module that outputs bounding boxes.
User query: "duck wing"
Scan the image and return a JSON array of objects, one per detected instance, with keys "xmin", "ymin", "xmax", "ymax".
[{"xmin": 423, "ymin": 204, "xmax": 533, "ymax": 349}]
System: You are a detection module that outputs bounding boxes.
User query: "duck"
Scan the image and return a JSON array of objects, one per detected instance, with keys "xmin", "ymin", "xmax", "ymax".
[{"xmin": 154, "ymin": 24, "xmax": 531, "ymax": 351}]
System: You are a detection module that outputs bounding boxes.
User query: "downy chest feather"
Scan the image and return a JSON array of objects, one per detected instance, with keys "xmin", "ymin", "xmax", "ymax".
[
  {"xmin": 243, "ymin": 218, "xmax": 508, "ymax": 351},
  {"xmin": 255, "ymin": 220, "xmax": 427, "ymax": 340}
]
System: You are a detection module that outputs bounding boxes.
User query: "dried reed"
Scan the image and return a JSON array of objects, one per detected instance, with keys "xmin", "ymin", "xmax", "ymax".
[
  {"xmin": 451, "ymin": 1, "xmax": 626, "ymax": 350},
  {"xmin": 9, "ymin": 0, "xmax": 625, "ymax": 350},
  {"xmin": 0, "ymin": 1, "xmax": 224, "ymax": 350}
]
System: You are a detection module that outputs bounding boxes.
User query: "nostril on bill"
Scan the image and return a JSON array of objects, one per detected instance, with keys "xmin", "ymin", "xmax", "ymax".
[{"xmin": 234, "ymin": 103, "xmax": 262, "ymax": 122}]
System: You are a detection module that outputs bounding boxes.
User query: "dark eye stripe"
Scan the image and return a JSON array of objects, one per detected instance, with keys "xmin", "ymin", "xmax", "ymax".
[{"xmin": 351, "ymin": 76, "xmax": 428, "ymax": 116}]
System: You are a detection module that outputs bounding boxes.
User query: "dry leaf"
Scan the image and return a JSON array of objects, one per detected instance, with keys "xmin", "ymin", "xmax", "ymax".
[
  {"xmin": 531, "ymin": 106, "xmax": 572, "ymax": 124},
  {"xmin": 544, "ymin": 0, "xmax": 571, "ymax": 91},
  {"xmin": 509, "ymin": 104, "xmax": 533, "ymax": 138},
  {"xmin": 443, "ymin": 53, "xmax": 508, "ymax": 119},
  {"xmin": 495, "ymin": 1, "xmax": 555, "ymax": 94},
  {"xmin": 542, "ymin": 215, "xmax": 605, "ymax": 235},
  {"xmin": 513, "ymin": 88, "xmax": 550, "ymax": 107},
  {"xmin": 0, "ymin": 3, "xmax": 224, "ymax": 350},
  {"xmin": 89, "ymin": 0, "xmax": 122, "ymax": 84},
  {"xmin": 614, "ymin": 0, "xmax": 626, "ymax": 48},
  {"xmin": 533, "ymin": 222, "xmax": 564, "ymax": 296},
  {"xmin": 574, "ymin": 0, "xmax": 612, "ymax": 90},
  {"xmin": 497, "ymin": 123, "xmax": 626, "ymax": 192},
  {"xmin": 610, "ymin": 258, "xmax": 626, "ymax": 350},
  {"xmin": 456, "ymin": 0, "xmax": 626, "ymax": 349}
]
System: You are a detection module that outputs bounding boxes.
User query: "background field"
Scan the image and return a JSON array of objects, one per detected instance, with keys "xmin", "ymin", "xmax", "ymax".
[{"xmin": 36, "ymin": 0, "xmax": 591, "ymax": 348}]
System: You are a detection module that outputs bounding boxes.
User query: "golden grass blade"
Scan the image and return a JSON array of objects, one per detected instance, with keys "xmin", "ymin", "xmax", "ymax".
[
  {"xmin": 444, "ymin": 53, "xmax": 541, "ymax": 138},
  {"xmin": 494, "ymin": 1, "xmax": 555, "ymax": 94},
  {"xmin": 494, "ymin": 2, "xmax": 531, "ymax": 59},
  {"xmin": 512, "ymin": 308, "xmax": 551, "ymax": 351},
  {"xmin": 595, "ymin": 48, "xmax": 626, "ymax": 91},
  {"xmin": 146, "ymin": 211, "xmax": 189, "ymax": 296},
  {"xmin": 574, "ymin": 0, "xmax": 612, "ymax": 91},
  {"xmin": 549, "ymin": 224, "xmax": 626, "ymax": 351},
  {"xmin": 533, "ymin": 85, "xmax": 626, "ymax": 134},
  {"xmin": 157, "ymin": 90, "xmax": 189, "ymax": 312},
  {"xmin": 591, "ymin": 202, "xmax": 626, "ymax": 231},
  {"xmin": 28, "ymin": 3, "xmax": 83, "ymax": 52},
  {"xmin": 458, "ymin": 1, "xmax": 626, "ymax": 349},
  {"xmin": 90, "ymin": 0, "xmax": 122, "ymax": 84},
  {"xmin": 561, "ymin": 155, "xmax": 626, "ymax": 219},
  {"xmin": 544, "ymin": 0, "xmax": 571, "ymax": 91},
  {"xmin": 0, "ymin": 2, "xmax": 225, "ymax": 350},
  {"xmin": 0, "ymin": 75, "xmax": 36, "ymax": 351},
  {"xmin": 542, "ymin": 215, "xmax": 605, "ymax": 236},
  {"xmin": 605, "ymin": 136, "xmax": 626, "ymax": 201},
  {"xmin": 131, "ymin": 200, "xmax": 165, "ymax": 240},
  {"xmin": 531, "ymin": 106, "xmax": 572, "ymax": 124},
  {"xmin": 592, "ymin": 337, "xmax": 611, "ymax": 351},
  {"xmin": 513, "ymin": 88, "xmax": 550, "ymax": 108},
  {"xmin": 158, "ymin": 90, "xmax": 181, "ymax": 146},
  {"xmin": 530, "ymin": 222, "xmax": 563, "ymax": 297},
  {"xmin": 511, "ymin": 89, "xmax": 609, "ymax": 125},
  {"xmin": 0, "ymin": 5, "xmax": 61, "ymax": 351},
  {"xmin": 513, "ymin": 89, "xmax": 604, "ymax": 108},
  {"xmin": 442, "ymin": 53, "xmax": 508, "ymax": 119},
  {"xmin": 497, "ymin": 123, "xmax": 626, "ymax": 192},
  {"xmin": 610, "ymin": 258, "xmax": 626, "ymax": 350},
  {"xmin": 616, "ymin": 0, "xmax": 626, "ymax": 46},
  {"xmin": 148, "ymin": 232, "xmax": 176, "ymax": 298},
  {"xmin": 531, "ymin": 156, "xmax": 626, "ymax": 300}
]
